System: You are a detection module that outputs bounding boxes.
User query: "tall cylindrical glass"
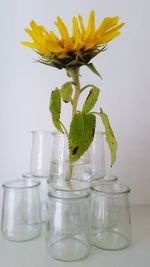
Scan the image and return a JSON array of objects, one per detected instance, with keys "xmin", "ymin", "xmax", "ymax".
[
  {"xmin": 46, "ymin": 180, "xmax": 91, "ymax": 261},
  {"xmin": 91, "ymin": 181, "xmax": 131, "ymax": 250},
  {"xmin": 1, "ymin": 179, "xmax": 41, "ymax": 242},
  {"xmin": 89, "ymin": 132, "xmax": 106, "ymax": 180},
  {"xmin": 30, "ymin": 131, "xmax": 51, "ymax": 177},
  {"xmin": 49, "ymin": 132, "xmax": 91, "ymax": 182}
]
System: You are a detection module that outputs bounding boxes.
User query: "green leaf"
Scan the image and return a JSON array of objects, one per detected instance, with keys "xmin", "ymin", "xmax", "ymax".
[
  {"xmin": 82, "ymin": 87, "xmax": 100, "ymax": 113},
  {"xmin": 49, "ymin": 89, "xmax": 63, "ymax": 133},
  {"xmin": 60, "ymin": 82, "xmax": 73, "ymax": 103},
  {"xmin": 99, "ymin": 109, "xmax": 117, "ymax": 166},
  {"xmin": 69, "ymin": 112, "xmax": 96, "ymax": 161},
  {"xmin": 86, "ymin": 63, "xmax": 103, "ymax": 79}
]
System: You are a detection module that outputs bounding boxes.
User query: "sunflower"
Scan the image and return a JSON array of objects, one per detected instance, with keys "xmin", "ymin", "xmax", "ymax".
[
  {"xmin": 21, "ymin": 10, "xmax": 124, "ymax": 69},
  {"xmin": 21, "ymin": 11, "xmax": 124, "ymax": 171}
]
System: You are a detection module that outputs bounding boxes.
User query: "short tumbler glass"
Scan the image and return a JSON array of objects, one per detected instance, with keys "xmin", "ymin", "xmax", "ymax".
[
  {"xmin": 1, "ymin": 179, "xmax": 41, "ymax": 242},
  {"xmin": 91, "ymin": 181, "xmax": 131, "ymax": 250},
  {"xmin": 46, "ymin": 180, "xmax": 91, "ymax": 261}
]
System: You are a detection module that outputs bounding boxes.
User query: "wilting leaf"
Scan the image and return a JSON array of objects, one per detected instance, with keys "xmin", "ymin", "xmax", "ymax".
[
  {"xmin": 69, "ymin": 112, "xmax": 96, "ymax": 161},
  {"xmin": 49, "ymin": 89, "xmax": 63, "ymax": 132},
  {"xmin": 60, "ymin": 82, "xmax": 73, "ymax": 103},
  {"xmin": 99, "ymin": 109, "xmax": 117, "ymax": 166},
  {"xmin": 82, "ymin": 87, "xmax": 100, "ymax": 113}
]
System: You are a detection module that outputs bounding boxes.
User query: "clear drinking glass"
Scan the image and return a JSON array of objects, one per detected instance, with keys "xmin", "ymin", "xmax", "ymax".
[
  {"xmin": 89, "ymin": 132, "xmax": 106, "ymax": 180},
  {"xmin": 22, "ymin": 173, "xmax": 48, "ymax": 222},
  {"xmin": 1, "ymin": 179, "xmax": 41, "ymax": 242},
  {"xmin": 30, "ymin": 131, "xmax": 51, "ymax": 177},
  {"xmin": 91, "ymin": 181, "xmax": 131, "ymax": 250},
  {"xmin": 46, "ymin": 180, "xmax": 91, "ymax": 261},
  {"xmin": 49, "ymin": 132, "xmax": 91, "ymax": 182}
]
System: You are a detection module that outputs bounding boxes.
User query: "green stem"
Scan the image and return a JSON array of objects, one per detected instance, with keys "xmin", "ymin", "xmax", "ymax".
[
  {"xmin": 65, "ymin": 67, "xmax": 81, "ymax": 181},
  {"xmin": 68, "ymin": 67, "xmax": 80, "ymax": 117},
  {"xmin": 60, "ymin": 121, "xmax": 69, "ymax": 137}
]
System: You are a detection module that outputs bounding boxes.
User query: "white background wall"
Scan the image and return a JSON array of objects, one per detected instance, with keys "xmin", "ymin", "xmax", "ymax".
[{"xmin": 0, "ymin": 0, "xmax": 150, "ymax": 203}]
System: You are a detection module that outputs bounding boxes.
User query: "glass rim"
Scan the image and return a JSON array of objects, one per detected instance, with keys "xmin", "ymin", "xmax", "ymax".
[
  {"xmin": 48, "ymin": 190, "xmax": 90, "ymax": 200},
  {"xmin": 2, "ymin": 179, "xmax": 41, "ymax": 189},
  {"xmin": 50, "ymin": 180, "xmax": 90, "ymax": 192},
  {"xmin": 51, "ymin": 131, "xmax": 65, "ymax": 136},
  {"xmin": 91, "ymin": 182, "xmax": 131, "ymax": 195},
  {"xmin": 31, "ymin": 130, "xmax": 51, "ymax": 134},
  {"xmin": 93, "ymin": 175, "xmax": 118, "ymax": 182},
  {"xmin": 22, "ymin": 173, "xmax": 48, "ymax": 179},
  {"xmin": 22, "ymin": 173, "xmax": 35, "ymax": 178}
]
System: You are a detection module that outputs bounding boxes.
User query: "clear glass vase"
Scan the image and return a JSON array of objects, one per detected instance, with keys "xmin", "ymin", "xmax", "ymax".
[
  {"xmin": 91, "ymin": 181, "xmax": 131, "ymax": 250},
  {"xmin": 1, "ymin": 179, "xmax": 41, "ymax": 242},
  {"xmin": 89, "ymin": 131, "xmax": 106, "ymax": 180},
  {"xmin": 46, "ymin": 180, "xmax": 91, "ymax": 261},
  {"xmin": 89, "ymin": 131, "xmax": 118, "ymax": 182},
  {"xmin": 49, "ymin": 132, "xmax": 92, "ymax": 183},
  {"xmin": 30, "ymin": 131, "xmax": 51, "ymax": 177}
]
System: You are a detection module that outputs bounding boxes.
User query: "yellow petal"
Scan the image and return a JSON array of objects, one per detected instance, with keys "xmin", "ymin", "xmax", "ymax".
[
  {"xmin": 104, "ymin": 23, "xmax": 125, "ymax": 35},
  {"xmin": 95, "ymin": 17, "xmax": 119, "ymax": 36},
  {"xmin": 78, "ymin": 15, "xmax": 85, "ymax": 35},
  {"xmin": 72, "ymin": 16, "xmax": 83, "ymax": 50},
  {"xmin": 46, "ymin": 39, "xmax": 64, "ymax": 53},
  {"xmin": 21, "ymin": 41, "xmax": 48, "ymax": 54},
  {"xmin": 72, "ymin": 17, "xmax": 81, "ymax": 39},
  {"xmin": 49, "ymin": 31, "xmax": 60, "ymax": 42},
  {"xmin": 72, "ymin": 17, "xmax": 81, "ymax": 42},
  {"xmin": 64, "ymin": 39, "xmax": 74, "ymax": 51},
  {"xmin": 84, "ymin": 40, "xmax": 97, "ymax": 51},
  {"xmin": 55, "ymin": 17, "xmax": 70, "ymax": 40},
  {"xmin": 84, "ymin": 10, "xmax": 95, "ymax": 40},
  {"xmin": 25, "ymin": 28, "xmax": 39, "ymax": 43},
  {"xmin": 98, "ymin": 31, "xmax": 121, "ymax": 44},
  {"xmin": 21, "ymin": 41, "xmax": 37, "ymax": 49},
  {"xmin": 104, "ymin": 16, "xmax": 119, "ymax": 30},
  {"xmin": 39, "ymin": 26, "xmax": 51, "ymax": 38},
  {"xmin": 30, "ymin": 20, "xmax": 42, "ymax": 38}
]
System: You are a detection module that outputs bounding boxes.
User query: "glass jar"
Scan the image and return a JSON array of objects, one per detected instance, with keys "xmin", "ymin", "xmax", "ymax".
[
  {"xmin": 89, "ymin": 132, "xmax": 106, "ymax": 180},
  {"xmin": 30, "ymin": 131, "xmax": 51, "ymax": 177},
  {"xmin": 46, "ymin": 180, "xmax": 91, "ymax": 261},
  {"xmin": 1, "ymin": 179, "xmax": 41, "ymax": 242},
  {"xmin": 91, "ymin": 181, "xmax": 131, "ymax": 250},
  {"xmin": 22, "ymin": 173, "xmax": 49, "ymax": 222},
  {"xmin": 49, "ymin": 132, "xmax": 91, "ymax": 182},
  {"xmin": 89, "ymin": 131, "xmax": 118, "ymax": 182}
]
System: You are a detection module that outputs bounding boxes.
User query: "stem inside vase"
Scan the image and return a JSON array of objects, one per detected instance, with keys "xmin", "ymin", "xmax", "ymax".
[{"xmin": 65, "ymin": 67, "xmax": 81, "ymax": 181}]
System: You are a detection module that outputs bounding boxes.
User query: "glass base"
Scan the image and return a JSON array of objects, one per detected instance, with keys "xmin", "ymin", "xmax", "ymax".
[
  {"xmin": 48, "ymin": 237, "xmax": 91, "ymax": 261},
  {"xmin": 3, "ymin": 224, "xmax": 41, "ymax": 242},
  {"xmin": 93, "ymin": 230, "xmax": 130, "ymax": 250}
]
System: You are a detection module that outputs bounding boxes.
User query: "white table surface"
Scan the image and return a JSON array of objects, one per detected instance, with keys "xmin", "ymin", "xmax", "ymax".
[{"xmin": 0, "ymin": 204, "xmax": 150, "ymax": 267}]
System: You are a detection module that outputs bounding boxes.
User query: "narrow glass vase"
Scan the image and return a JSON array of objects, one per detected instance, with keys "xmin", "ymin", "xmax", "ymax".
[{"xmin": 30, "ymin": 131, "xmax": 51, "ymax": 177}]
